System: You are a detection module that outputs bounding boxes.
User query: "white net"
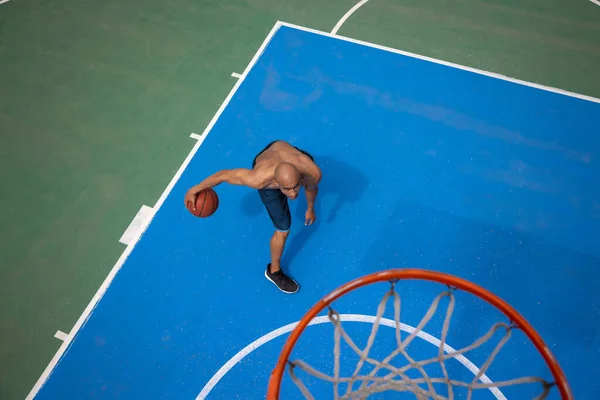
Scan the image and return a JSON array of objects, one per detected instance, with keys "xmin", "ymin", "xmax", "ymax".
[{"xmin": 286, "ymin": 282, "xmax": 555, "ymax": 400}]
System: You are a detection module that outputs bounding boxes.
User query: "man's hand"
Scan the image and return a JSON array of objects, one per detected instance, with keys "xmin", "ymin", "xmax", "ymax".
[
  {"xmin": 184, "ymin": 187, "xmax": 202, "ymax": 211},
  {"xmin": 305, "ymin": 207, "xmax": 316, "ymax": 226}
]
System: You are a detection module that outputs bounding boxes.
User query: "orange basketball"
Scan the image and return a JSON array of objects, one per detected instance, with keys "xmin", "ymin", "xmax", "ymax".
[{"xmin": 187, "ymin": 188, "xmax": 219, "ymax": 218}]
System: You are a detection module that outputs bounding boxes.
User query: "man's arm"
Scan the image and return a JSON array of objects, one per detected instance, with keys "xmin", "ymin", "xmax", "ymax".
[
  {"xmin": 303, "ymin": 170, "xmax": 321, "ymax": 226},
  {"xmin": 304, "ymin": 169, "xmax": 322, "ymax": 210},
  {"xmin": 185, "ymin": 169, "xmax": 261, "ymax": 206},
  {"xmin": 305, "ymin": 185, "xmax": 318, "ymax": 209},
  {"xmin": 194, "ymin": 169, "xmax": 261, "ymax": 190}
]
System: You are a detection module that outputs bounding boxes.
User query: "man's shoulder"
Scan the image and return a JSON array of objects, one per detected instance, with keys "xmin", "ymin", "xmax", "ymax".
[
  {"xmin": 307, "ymin": 161, "xmax": 322, "ymax": 180},
  {"xmin": 250, "ymin": 162, "xmax": 276, "ymax": 185},
  {"xmin": 301, "ymin": 164, "xmax": 321, "ymax": 189}
]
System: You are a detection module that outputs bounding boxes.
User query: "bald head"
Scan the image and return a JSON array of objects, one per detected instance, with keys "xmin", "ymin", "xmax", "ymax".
[{"xmin": 274, "ymin": 162, "xmax": 301, "ymax": 188}]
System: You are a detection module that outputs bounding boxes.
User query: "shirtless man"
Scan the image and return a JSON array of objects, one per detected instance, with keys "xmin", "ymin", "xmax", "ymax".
[{"xmin": 184, "ymin": 140, "xmax": 322, "ymax": 294}]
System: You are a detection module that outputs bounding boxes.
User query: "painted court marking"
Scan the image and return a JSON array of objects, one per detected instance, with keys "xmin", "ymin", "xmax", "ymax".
[
  {"xmin": 0, "ymin": 0, "xmax": 10, "ymax": 5},
  {"xmin": 119, "ymin": 205, "xmax": 154, "ymax": 246},
  {"xmin": 190, "ymin": 132, "xmax": 203, "ymax": 141},
  {"xmin": 28, "ymin": 19, "xmax": 599, "ymax": 399},
  {"xmin": 331, "ymin": 0, "xmax": 372, "ymax": 35},
  {"xmin": 590, "ymin": 0, "xmax": 600, "ymax": 7},
  {"xmin": 53, "ymin": 331, "xmax": 69, "ymax": 342},
  {"xmin": 196, "ymin": 314, "xmax": 505, "ymax": 400},
  {"xmin": 231, "ymin": 72, "xmax": 242, "ymax": 79}
]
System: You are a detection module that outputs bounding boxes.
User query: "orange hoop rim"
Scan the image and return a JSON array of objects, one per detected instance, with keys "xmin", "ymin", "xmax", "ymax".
[{"xmin": 267, "ymin": 268, "xmax": 572, "ymax": 399}]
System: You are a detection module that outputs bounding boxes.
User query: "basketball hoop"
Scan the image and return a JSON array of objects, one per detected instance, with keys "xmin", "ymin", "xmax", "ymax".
[{"xmin": 267, "ymin": 269, "xmax": 572, "ymax": 399}]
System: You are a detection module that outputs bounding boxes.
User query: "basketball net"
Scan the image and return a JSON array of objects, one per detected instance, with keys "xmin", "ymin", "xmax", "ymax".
[{"xmin": 267, "ymin": 269, "xmax": 572, "ymax": 400}]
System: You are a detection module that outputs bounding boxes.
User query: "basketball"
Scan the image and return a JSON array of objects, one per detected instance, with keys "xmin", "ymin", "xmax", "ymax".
[{"xmin": 187, "ymin": 188, "xmax": 219, "ymax": 218}]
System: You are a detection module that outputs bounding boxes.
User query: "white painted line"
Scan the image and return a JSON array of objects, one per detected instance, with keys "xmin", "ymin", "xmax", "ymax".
[
  {"xmin": 196, "ymin": 313, "xmax": 505, "ymax": 400},
  {"xmin": 118, "ymin": 205, "xmax": 154, "ymax": 246},
  {"xmin": 190, "ymin": 133, "xmax": 203, "ymax": 140},
  {"xmin": 53, "ymin": 331, "xmax": 69, "ymax": 342},
  {"xmin": 25, "ymin": 21, "xmax": 284, "ymax": 400},
  {"xmin": 331, "ymin": 0, "xmax": 371, "ymax": 35},
  {"xmin": 231, "ymin": 72, "xmax": 242, "ymax": 79},
  {"xmin": 0, "ymin": 0, "xmax": 11, "ymax": 5},
  {"xmin": 590, "ymin": 0, "xmax": 600, "ymax": 6},
  {"xmin": 280, "ymin": 21, "xmax": 600, "ymax": 104}
]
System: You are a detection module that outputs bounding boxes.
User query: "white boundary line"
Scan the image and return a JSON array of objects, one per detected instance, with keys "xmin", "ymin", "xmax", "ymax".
[
  {"xmin": 0, "ymin": 0, "xmax": 10, "ymax": 4},
  {"xmin": 331, "ymin": 0, "xmax": 372, "ymax": 35},
  {"xmin": 25, "ymin": 20, "xmax": 284, "ymax": 400},
  {"xmin": 27, "ymin": 17, "xmax": 599, "ymax": 399},
  {"xmin": 590, "ymin": 0, "xmax": 600, "ymax": 7},
  {"xmin": 281, "ymin": 21, "xmax": 600, "ymax": 104},
  {"xmin": 196, "ymin": 314, "xmax": 505, "ymax": 400},
  {"xmin": 231, "ymin": 72, "xmax": 242, "ymax": 79}
]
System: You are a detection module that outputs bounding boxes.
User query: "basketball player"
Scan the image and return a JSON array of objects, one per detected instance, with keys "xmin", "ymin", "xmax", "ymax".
[{"xmin": 184, "ymin": 140, "xmax": 322, "ymax": 294}]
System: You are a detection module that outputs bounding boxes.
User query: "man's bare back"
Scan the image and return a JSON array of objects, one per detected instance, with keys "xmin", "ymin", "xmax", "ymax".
[{"xmin": 252, "ymin": 141, "xmax": 321, "ymax": 191}]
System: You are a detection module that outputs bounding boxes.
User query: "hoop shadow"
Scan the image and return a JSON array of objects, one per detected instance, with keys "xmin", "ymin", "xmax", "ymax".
[{"xmin": 239, "ymin": 155, "xmax": 369, "ymax": 270}]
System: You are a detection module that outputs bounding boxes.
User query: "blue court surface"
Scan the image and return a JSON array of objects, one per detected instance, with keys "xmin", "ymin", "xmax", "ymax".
[{"xmin": 32, "ymin": 23, "xmax": 600, "ymax": 399}]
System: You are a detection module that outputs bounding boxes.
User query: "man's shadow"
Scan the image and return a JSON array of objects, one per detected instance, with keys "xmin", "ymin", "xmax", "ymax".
[{"xmin": 240, "ymin": 155, "xmax": 369, "ymax": 268}]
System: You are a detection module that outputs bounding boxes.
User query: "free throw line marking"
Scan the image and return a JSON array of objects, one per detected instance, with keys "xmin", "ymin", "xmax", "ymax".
[{"xmin": 196, "ymin": 313, "xmax": 505, "ymax": 400}]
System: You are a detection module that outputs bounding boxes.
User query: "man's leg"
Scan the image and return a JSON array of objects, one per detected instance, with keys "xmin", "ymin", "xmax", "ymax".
[
  {"xmin": 269, "ymin": 230, "xmax": 289, "ymax": 273},
  {"xmin": 258, "ymin": 188, "xmax": 299, "ymax": 293}
]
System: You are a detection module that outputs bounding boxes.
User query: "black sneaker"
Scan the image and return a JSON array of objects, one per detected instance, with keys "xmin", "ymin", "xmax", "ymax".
[{"xmin": 265, "ymin": 264, "xmax": 299, "ymax": 294}]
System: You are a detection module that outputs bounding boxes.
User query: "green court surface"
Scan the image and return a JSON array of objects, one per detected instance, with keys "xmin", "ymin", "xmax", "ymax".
[{"xmin": 1, "ymin": 0, "xmax": 599, "ymax": 398}]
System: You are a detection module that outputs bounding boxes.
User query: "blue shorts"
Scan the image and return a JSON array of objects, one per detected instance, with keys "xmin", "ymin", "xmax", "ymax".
[{"xmin": 252, "ymin": 141, "xmax": 314, "ymax": 232}]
